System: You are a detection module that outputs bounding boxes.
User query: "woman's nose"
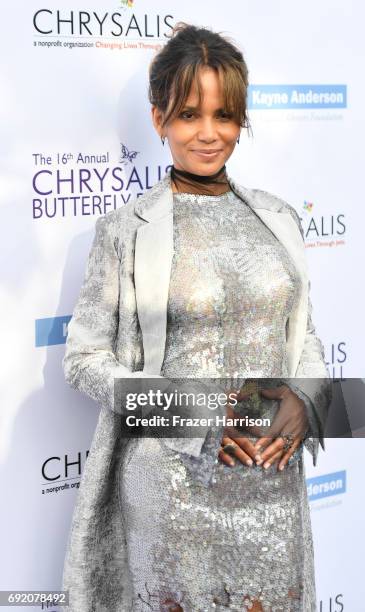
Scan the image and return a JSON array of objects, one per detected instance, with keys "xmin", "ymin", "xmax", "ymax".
[{"xmin": 196, "ymin": 118, "xmax": 218, "ymax": 141}]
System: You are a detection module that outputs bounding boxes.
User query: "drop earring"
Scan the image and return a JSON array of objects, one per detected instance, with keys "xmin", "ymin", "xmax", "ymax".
[
  {"xmin": 161, "ymin": 136, "xmax": 165, "ymax": 146},
  {"xmin": 236, "ymin": 135, "xmax": 240, "ymax": 144}
]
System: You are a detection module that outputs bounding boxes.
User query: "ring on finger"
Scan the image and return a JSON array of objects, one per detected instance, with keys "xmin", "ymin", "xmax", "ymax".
[
  {"xmin": 279, "ymin": 433, "xmax": 294, "ymax": 452},
  {"xmin": 221, "ymin": 443, "xmax": 237, "ymax": 456}
]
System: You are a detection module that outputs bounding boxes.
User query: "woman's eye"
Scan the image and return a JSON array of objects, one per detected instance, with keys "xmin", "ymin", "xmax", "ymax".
[
  {"xmin": 219, "ymin": 111, "xmax": 233, "ymax": 120},
  {"xmin": 180, "ymin": 111, "xmax": 195, "ymax": 119},
  {"xmin": 179, "ymin": 110, "xmax": 233, "ymax": 120}
]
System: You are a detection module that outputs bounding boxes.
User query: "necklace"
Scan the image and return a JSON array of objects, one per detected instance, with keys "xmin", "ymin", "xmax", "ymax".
[
  {"xmin": 172, "ymin": 164, "xmax": 226, "ymax": 184},
  {"xmin": 171, "ymin": 163, "xmax": 229, "ymax": 195}
]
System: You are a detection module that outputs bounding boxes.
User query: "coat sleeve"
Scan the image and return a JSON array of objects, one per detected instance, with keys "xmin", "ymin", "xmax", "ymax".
[
  {"xmin": 281, "ymin": 206, "xmax": 333, "ymax": 466},
  {"xmin": 63, "ymin": 214, "xmax": 169, "ymax": 413},
  {"xmin": 156, "ymin": 378, "xmax": 227, "ymax": 458}
]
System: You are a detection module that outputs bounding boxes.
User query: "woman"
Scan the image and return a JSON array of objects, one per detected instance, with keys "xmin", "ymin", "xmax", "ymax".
[{"xmin": 62, "ymin": 23, "xmax": 331, "ymax": 612}]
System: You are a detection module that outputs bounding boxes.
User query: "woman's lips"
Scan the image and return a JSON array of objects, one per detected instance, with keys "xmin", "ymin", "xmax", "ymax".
[{"xmin": 191, "ymin": 149, "xmax": 223, "ymax": 159}]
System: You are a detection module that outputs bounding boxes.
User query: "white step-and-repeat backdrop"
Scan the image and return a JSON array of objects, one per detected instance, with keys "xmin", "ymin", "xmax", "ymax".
[{"xmin": 1, "ymin": 1, "xmax": 363, "ymax": 610}]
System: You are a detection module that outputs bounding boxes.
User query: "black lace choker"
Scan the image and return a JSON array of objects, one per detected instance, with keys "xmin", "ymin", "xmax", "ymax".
[{"xmin": 171, "ymin": 164, "xmax": 227, "ymax": 185}]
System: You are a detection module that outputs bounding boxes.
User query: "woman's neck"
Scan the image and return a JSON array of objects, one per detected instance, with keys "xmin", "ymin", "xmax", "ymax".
[{"xmin": 170, "ymin": 164, "xmax": 230, "ymax": 196}]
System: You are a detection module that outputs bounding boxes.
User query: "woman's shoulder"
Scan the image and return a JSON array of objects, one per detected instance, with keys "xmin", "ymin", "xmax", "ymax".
[
  {"xmin": 97, "ymin": 172, "xmax": 170, "ymax": 230},
  {"xmin": 255, "ymin": 188, "xmax": 304, "ymax": 240},
  {"xmin": 233, "ymin": 180, "xmax": 304, "ymax": 240},
  {"xmin": 93, "ymin": 193, "xmax": 145, "ymax": 238}
]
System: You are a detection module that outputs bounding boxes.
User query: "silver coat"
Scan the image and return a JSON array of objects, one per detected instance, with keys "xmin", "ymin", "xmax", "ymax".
[{"xmin": 61, "ymin": 169, "xmax": 330, "ymax": 611}]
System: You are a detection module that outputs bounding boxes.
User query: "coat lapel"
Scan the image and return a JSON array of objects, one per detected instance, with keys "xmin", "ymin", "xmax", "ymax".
[
  {"xmin": 133, "ymin": 171, "xmax": 308, "ymax": 377},
  {"xmin": 134, "ymin": 174, "xmax": 174, "ymax": 375}
]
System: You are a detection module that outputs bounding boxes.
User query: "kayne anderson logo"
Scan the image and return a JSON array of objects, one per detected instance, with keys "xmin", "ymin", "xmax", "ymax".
[
  {"xmin": 248, "ymin": 85, "xmax": 347, "ymax": 109},
  {"xmin": 307, "ymin": 470, "xmax": 346, "ymax": 502}
]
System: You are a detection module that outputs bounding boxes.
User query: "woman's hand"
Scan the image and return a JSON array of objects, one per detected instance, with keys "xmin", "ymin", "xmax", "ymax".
[
  {"xmin": 218, "ymin": 388, "xmax": 263, "ymax": 467},
  {"xmin": 252, "ymin": 385, "xmax": 310, "ymax": 471}
]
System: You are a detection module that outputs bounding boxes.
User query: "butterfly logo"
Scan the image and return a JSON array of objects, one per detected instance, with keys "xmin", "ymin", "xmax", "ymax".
[
  {"xmin": 120, "ymin": 0, "xmax": 134, "ymax": 7},
  {"xmin": 303, "ymin": 200, "xmax": 314, "ymax": 213},
  {"xmin": 119, "ymin": 143, "xmax": 139, "ymax": 165}
]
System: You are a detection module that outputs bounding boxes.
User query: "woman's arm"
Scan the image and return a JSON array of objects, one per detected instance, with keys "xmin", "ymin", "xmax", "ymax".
[
  {"xmin": 63, "ymin": 214, "xmax": 168, "ymax": 413},
  {"xmin": 64, "ymin": 213, "xmax": 221, "ymax": 465},
  {"xmin": 282, "ymin": 207, "xmax": 333, "ymax": 465},
  {"xmin": 283, "ymin": 291, "xmax": 332, "ymax": 466}
]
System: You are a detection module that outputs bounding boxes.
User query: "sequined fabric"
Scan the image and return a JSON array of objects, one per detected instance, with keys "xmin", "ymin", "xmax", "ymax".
[{"xmin": 119, "ymin": 190, "xmax": 316, "ymax": 611}]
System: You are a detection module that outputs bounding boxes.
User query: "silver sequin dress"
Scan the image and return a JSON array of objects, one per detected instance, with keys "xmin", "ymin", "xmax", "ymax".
[{"xmin": 119, "ymin": 190, "xmax": 316, "ymax": 612}]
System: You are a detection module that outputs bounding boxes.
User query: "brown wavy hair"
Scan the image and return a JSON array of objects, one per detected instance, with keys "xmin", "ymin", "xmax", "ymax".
[{"xmin": 148, "ymin": 22, "xmax": 252, "ymax": 135}]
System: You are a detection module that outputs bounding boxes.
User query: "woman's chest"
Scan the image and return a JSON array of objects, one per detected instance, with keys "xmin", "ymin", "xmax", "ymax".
[{"xmin": 167, "ymin": 202, "xmax": 301, "ymax": 321}]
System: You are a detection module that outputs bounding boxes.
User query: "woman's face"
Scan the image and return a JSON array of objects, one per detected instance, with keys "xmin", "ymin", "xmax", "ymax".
[{"xmin": 151, "ymin": 66, "xmax": 241, "ymax": 177}]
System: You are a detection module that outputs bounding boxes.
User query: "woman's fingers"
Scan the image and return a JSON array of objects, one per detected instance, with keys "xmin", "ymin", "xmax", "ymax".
[
  {"xmin": 253, "ymin": 438, "xmax": 281, "ymax": 464},
  {"xmin": 252, "ymin": 435, "xmax": 275, "ymax": 457},
  {"xmin": 225, "ymin": 402, "xmax": 263, "ymax": 441},
  {"xmin": 261, "ymin": 437, "xmax": 303, "ymax": 471},
  {"xmin": 222, "ymin": 433, "xmax": 257, "ymax": 462},
  {"xmin": 218, "ymin": 433, "xmax": 303, "ymax": 470},
  {"xmin": 221, "ymin": 386, "xmax": 305, "ymax": 470},
  {"xmin": 277, "ymin": 438, "xmax": 302, "ymax": 471},
  {"xmin": 255, "ymin": 436, "xmax": 302, "ymax": 468},
  {"xmin": 219, "ymin": 436, "xmax": 254, "ymax": 467},
  {"xmin": 260, "ymin": 448, "xmax": 284, "ymax": 469},
  {"xmin": 233, "ymin": 435, "xmax": 258, "ymax": 461},
  {"xmin": 218, "ymin": 446, "xmax": 236, "ymax": 467}
]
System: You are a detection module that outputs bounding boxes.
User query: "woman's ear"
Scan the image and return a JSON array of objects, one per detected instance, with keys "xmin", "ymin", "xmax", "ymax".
[{"xmin": 151, "ymin": 105, "xmax": 164, "ymax": 138}]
